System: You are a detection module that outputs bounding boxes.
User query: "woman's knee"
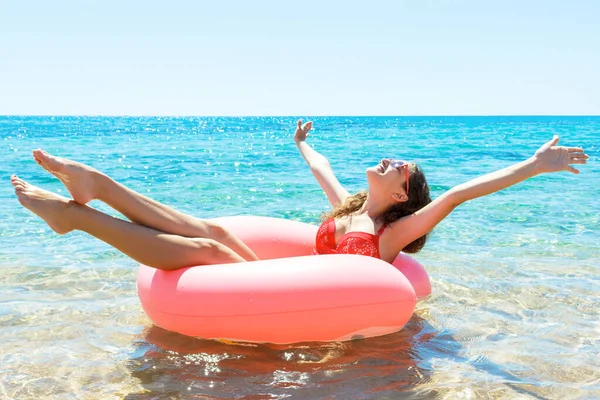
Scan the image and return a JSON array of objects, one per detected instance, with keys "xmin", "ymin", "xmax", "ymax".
[
  {"xmin": 190, "ymin": 237, "xmax": 241, "ymax": 264},
  {"xmin": 204, "ymin": 221, "xmax": 232, "ymax": 241}
]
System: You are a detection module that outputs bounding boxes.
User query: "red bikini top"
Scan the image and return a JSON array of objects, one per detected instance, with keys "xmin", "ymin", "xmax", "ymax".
[{"xmin": 315, "ymin": 218, "xmax": 387, "ymax": 259}]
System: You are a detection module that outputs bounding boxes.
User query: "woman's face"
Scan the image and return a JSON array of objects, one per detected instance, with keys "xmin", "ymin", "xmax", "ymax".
[{"xmin": 366, "ymin": 158, "xmax": 412, "ymax": 196}]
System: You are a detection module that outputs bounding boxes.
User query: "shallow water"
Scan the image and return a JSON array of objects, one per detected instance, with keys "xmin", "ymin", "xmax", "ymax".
[{"xmin": 1, "ymin": 116, "xmax": 598, "ymax": 399}]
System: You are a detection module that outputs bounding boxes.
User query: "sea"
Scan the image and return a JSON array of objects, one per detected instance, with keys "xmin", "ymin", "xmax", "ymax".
[{"xmin": 0, "ymin": 116, "xmax": 598, "ymax": 399}]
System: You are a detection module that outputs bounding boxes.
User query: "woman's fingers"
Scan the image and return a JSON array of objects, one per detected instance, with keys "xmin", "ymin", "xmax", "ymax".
[
  {"xmin": 297, "ymin": 119, "xmax": 303, "ymax": 129},
  {"xmin": 569, "ymin": 152, "xmax": 589, "ymax": 160},
  {"xmin": 569, "ymin": 158, "xmax": 588, "ymax": 164},
  {"xmin": 567, "ymin": 147, "xmax": 584, "ymax": 153},
  {"xmin": 566, "ymin": 165, "xmax": 580, "ymax": 174}
]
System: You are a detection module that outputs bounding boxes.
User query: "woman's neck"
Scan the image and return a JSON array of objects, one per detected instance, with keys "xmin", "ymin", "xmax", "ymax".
[{"xmin": 359, "ymin": 192, "xmax": 392, "ymax": 218}]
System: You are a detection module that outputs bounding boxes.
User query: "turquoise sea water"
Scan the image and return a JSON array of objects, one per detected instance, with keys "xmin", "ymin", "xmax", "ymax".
[{"xmin": 0, "ymin": 116, "xmax": 598, "ymax": 399}]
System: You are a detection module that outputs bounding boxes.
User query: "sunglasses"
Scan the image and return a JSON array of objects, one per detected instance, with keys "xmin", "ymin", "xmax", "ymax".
[{"xmin": 388, "ymin": 159, "xmax": 410, "ymax": 194}]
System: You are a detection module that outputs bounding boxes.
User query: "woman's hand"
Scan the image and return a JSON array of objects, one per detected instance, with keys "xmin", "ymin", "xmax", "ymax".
[
  {"xmin": 294, "ymin": 119, "xmax": 313, "ymax": 143},
  {"xmin": 533, "ymin": 136, "xmax": 589, "ymax": 174}
]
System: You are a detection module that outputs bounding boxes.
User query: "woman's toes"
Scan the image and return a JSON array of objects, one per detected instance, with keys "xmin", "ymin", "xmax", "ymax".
[
  {"xmin": 33, "ymin": 148, "xmax": 46, "ymax": 158},
  {"xmin": 32, "ymin": 149, "xmax": 58, "ymax": 172},
  {"xmin": 32, "ymin": 150, "xmax": 42, "ymax": 162},
  {"xmin": 10, "ymin": 176, "xmax": 26, "ymax": 187},
  {"xmin": 14, "ymin": 184, "xmax": 26, "ymax": 194}
]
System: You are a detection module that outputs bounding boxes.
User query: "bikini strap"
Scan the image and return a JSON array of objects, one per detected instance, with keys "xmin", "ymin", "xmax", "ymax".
[
  {"xmin": 328, "ymin": 218, "xmax": 337, "ymax": 245},
  {"xmin": 376, "ymin": 223, "xmax": 387, "ymax": 236}
]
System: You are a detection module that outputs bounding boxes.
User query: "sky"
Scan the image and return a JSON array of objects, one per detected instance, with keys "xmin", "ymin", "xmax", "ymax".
[{"xmin": 0, "ymin": 0, "xmax": 598, "ymax": 116}]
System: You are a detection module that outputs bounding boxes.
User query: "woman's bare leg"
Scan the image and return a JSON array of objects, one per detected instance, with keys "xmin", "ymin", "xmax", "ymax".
[
  {"xmin": 31, "ymin": 149, "xmax": 258, "ymax": 262},
  {"xmin": 11, "ymin": 176, "xmax": 246, "ymax": 270}
]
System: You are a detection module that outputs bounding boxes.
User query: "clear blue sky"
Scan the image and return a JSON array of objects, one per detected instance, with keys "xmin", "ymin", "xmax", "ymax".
[{"xmin": 1, "ymin": 0, "xmax": 598, "ymax": 116}]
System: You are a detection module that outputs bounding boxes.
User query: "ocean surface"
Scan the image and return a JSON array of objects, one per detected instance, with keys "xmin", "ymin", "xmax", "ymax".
[{"xmin": 0, "ymin": 116, "xmax": 598, "ymax": 399}]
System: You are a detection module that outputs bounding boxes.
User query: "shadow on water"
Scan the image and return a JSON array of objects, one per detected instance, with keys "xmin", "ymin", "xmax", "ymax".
[
  {"xmin": 124, "ymin": 312, "xmax": 550, "ymax": 400},
  {"xmin": 124, "ymin": 315, "xmax": 439, "ymax": 399}
]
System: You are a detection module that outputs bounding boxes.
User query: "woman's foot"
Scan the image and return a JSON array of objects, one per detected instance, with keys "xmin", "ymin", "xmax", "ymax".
[
  {"xmin": 11, "ymin": 175, "xmax": 74, "ymax": 234},
  {"xmin": 33, "ymin": 149, "xmax": 101, "ymax": 205}
]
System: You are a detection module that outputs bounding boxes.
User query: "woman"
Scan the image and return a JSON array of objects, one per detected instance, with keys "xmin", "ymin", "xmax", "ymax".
[
  {"xmin": 11, "ymin": 120, "xmax": 588, "ymax": 269},
  {"xmin": 294, "ymin": 120, "xmax": 588, "ymax": 262}
]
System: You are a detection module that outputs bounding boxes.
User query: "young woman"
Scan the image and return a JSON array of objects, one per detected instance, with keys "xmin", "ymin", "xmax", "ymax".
[
  {"xmin": 294, "ymin": 120, "xmax": 588, "ymax": 263},
  {"xmin": 11, "ymin": 120, "xmax": 588, "ymax": 269}
]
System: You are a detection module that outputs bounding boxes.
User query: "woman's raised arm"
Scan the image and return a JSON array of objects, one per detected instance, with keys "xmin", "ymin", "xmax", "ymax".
[
  {"xmin": 388, "ymin": 136, "xmax": 589, "ymax": 252},
  {"xmin": 294, "ymin": 120, "xmax": 350, "ymax": 207}
]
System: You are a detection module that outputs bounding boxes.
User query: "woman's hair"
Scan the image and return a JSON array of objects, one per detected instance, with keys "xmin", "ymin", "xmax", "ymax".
[{"xmin": 322, "ymin": 164, "xmax": 432, "ymax": 253}]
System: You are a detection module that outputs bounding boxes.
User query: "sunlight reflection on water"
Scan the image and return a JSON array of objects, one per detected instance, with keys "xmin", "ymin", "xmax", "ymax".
[{"xmin": 1, "ymin": 116, "xmax": 599, "ymax": 399}]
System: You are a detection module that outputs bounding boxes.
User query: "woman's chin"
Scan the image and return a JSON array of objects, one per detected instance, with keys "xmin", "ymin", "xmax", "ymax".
[
  {"xmin": 365, "ymin": 170, "xmax": 382, "ymax": 188},
  {"xmin": 366, "ymin": 167, "xmax": 382, "ymax": 176}
]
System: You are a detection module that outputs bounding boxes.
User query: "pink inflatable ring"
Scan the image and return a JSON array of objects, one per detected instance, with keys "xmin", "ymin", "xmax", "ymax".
[{"xmin": 137, "ymin": 216, "xmax": 431, "ymax": 344}]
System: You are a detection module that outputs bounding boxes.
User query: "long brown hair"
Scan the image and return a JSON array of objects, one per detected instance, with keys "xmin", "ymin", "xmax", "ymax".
[{"xmin": 322, "ymin": 164, "xmax": 432, "ymax": 253}]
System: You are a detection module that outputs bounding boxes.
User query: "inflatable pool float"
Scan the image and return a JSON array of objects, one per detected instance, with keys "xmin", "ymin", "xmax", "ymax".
[{"xmin": 137, "ymin": 216, "xmax": 431, "ymax": 344}]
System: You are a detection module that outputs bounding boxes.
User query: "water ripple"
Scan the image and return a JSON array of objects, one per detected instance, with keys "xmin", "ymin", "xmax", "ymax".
[{"xmin": 1, "ymin": 116, "xmax": 599, "ymax": 399}]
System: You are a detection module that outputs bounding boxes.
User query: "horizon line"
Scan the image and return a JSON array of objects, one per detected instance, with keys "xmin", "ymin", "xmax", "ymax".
[{"xmin": 1, "ymin": 114, "xmax": 599, "ymax": 118}]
